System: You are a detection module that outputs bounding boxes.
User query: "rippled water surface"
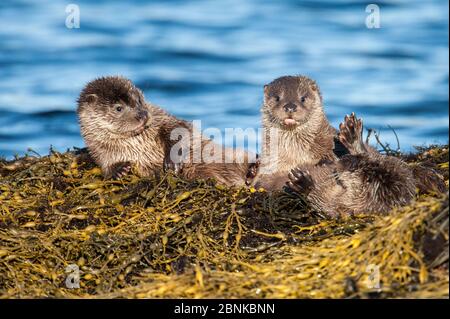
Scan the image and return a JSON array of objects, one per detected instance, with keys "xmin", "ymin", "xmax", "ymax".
[{"xmin": 0, "ymin": 0, "xmax": 448, "ymax": 158}]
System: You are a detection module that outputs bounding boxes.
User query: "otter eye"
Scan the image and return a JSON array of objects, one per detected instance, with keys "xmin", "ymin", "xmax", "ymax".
[
  {"xmin": 300, "ymin": 96, "xmax": 306, "ymax": 103},
  {"xmin": 274, "ymin": 96, "xmax": 280, "ymax": 102},
  {"xmin": 115, "ymin": 106, "xmax": 123, "ymax": 112}
]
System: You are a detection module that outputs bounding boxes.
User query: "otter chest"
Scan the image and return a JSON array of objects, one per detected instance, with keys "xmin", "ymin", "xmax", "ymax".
[{"xmin": 276, "ymin": 131, "xmax": 318, "ymax": 170}]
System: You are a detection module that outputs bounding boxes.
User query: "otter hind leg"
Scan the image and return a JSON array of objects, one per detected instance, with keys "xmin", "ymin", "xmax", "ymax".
[
  {"xmin": 338, "ymin": 112, "xmax": 367, "ymax": 155},
  {"xmin": 163, "ymin": 155, "xmax": 183, "ymax": 174}
]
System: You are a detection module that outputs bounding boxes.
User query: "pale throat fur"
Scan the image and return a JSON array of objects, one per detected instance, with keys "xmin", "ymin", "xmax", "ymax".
[{"xmin": 260, "ymin": 106, "xmax": 332, "ymax": 174}]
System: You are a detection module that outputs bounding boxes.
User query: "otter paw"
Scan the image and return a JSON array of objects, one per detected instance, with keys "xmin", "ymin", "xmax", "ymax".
[
  {"xmin": 286, "ymin": 168, "xmax": 314, "ymax": 194},
  {"xmin": 110, "ymin": 162, "xmax": 132, "ymax": 179},
  {"xmin": 164, "ymin": 157, "xmax": 183, "ymax": 174},
  {"xmin": 316, "ymin": 158, "xmax": 334, "ymax": 166},
  {"xmin": 245, "ymin": 157, "xmax": 261, "ymax": 186},
  {"xmin": 338, "ymin": 112, "xmax": 367, "ymax": 154}
]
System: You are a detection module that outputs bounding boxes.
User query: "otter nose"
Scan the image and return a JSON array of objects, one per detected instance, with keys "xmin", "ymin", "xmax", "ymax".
[
  {"xmin": 136, "ymin": 109, "xmax": 148, "ymax": 121},
  {"xmin": 284, "ymin": 103, "xmax": 297, "ymax": 113}
]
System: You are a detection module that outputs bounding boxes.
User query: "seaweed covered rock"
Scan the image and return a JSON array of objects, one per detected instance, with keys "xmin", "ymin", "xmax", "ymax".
[{"xmin": 0, "ymin": 145, "xmax": 448, "ymax": 298}]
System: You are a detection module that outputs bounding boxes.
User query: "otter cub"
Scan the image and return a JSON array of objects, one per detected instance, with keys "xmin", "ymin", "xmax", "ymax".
[
  {"xmin": 254, "ymin": 75, "xmax": 341, "ymax": 189},
  {"xmin": 77, "ymin": 76, "xmax": 159, "ymax": 178},
  {"xmin": 252, "ymin": 75, "xmax": 444, "ymax": 216},
  {"xmin": 286, "ymin": 114, "xmax": 417, "ymax": 217},
  {"xmin": 286, "ymin": 113, "xmax": 445, "ymax": 216},
  {"xmin": 77, "ymin": 76, "xmax": 254, "ymax": 186}
]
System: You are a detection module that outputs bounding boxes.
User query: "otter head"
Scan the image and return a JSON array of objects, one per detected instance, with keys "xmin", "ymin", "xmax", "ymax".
[
  {"xmin": 263, "ymin": 75, "xmax": 323, "ymax": 129},
  {"xmin": 77, "ymin": 76, "xmax": 149, "ymax": 139}
]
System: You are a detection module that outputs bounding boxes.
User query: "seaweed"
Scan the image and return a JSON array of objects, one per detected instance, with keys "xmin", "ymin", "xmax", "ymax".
[{"xmin": 0, "ymin": 145, "xmax": 448, "ymax": 298}]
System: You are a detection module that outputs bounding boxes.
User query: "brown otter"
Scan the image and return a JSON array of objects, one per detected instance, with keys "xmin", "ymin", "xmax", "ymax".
[
  {"xmin": 251, "ymin": 75, "xmax": 445, "ymax": 216},
  {"xmin": 253, "ymin": 75, "xmax": 341, "ymax": 189},
  {"xmin": 286, "ymin": 113, "xmax": 417, "ymax": 217},
  {"xmin": 77, "ymin": 76, "xmax": 255, "ymax": 186}
]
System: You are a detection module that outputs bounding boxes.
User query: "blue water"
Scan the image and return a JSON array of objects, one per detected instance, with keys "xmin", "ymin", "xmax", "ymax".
[{"xmin": 0, "ymin": 0, "xmax": 448, "ymax": 159}]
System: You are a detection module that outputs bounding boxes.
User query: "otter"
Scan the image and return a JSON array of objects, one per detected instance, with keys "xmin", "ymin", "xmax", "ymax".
[
  {"xmin": 77, "ymin": 76, "xmax": 255, "ymax": 186},
  {"xmin": 251, "ymin": 75, "xmax": 444, "ymax": 216},
  {"xmin": 253, "ymin": 75, "xmax": 342, "ymax": 189},
  {"xmin": 286, "ymin": 113, "xmax": 417, "ymax": 217}
]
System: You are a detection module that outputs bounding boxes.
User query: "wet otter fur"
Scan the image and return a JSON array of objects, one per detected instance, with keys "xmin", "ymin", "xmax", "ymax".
[
  {"xmin": 286, "ymin": 113, "xmax": 443, "ymax": 217},
  {"xmin": 77, "ymin": 76, "xmax": 255, "ymax": 186},
  {"xmin": 251, "ymin": 75, "xmax": 444, "ymax": 216},
  {"xmin": 252, "ymin": 75, "xmax": 346, "ymax": 190}
]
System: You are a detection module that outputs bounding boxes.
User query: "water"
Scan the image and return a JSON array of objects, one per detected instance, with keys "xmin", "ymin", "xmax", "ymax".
[{"xmin": 0, "ymin": 0, "xmax": 448, "ymax": 159}]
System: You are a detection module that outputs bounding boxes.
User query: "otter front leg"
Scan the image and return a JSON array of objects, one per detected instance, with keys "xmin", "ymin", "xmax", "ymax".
[
  {"xmin": 338, "ymin": 112, "xmax": 368, "ymax": 155},
  {"xmin": 163, "ymin": 154, "xmax": 184, "ymax": 174},
  {"xmin": 286, "ymin": 168, "xmax": 314, "ymax": 195},
  {"xmin": 107, "ymin": 161, "xmax": 132, "ymax": 179},
  {"xmin": 162, "ymin": 137, "xmax": 188, "ymax": 175},
  {"xmin": 245, "ymin": 155, "xmax": 260, "ymax": 186}
]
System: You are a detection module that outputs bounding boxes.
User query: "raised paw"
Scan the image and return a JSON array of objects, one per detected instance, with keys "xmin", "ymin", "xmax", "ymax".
[
  {"xmin": 286, "ymin": 168, "xmax": 314, "ymax": 195},
  {"xmin": 245, "ymin": 156, "xmax": 260, "ymax": 186},
  {"xmin": 110, "ymin": 161, "xmax": 132, "ymax": 179},
  {"xmin": 338, "ymin": 112, "xmax": 367, "ymax": 154}
]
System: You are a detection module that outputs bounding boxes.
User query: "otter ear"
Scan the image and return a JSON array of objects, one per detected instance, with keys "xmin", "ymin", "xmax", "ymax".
[
  {"xmin": 263, "ymin": 85, "xmax": 270, "ymax": 102},
  {"xmin": 310, "ymin": 83, "xmax": 322, "ymax": 101},
  {"xmin": 264, "ymin": 85, "xmax": 271, "ymax": 99},
  {"xmin": 86, "ymin": 94, "xmax": 98, "ymax": 104}
]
